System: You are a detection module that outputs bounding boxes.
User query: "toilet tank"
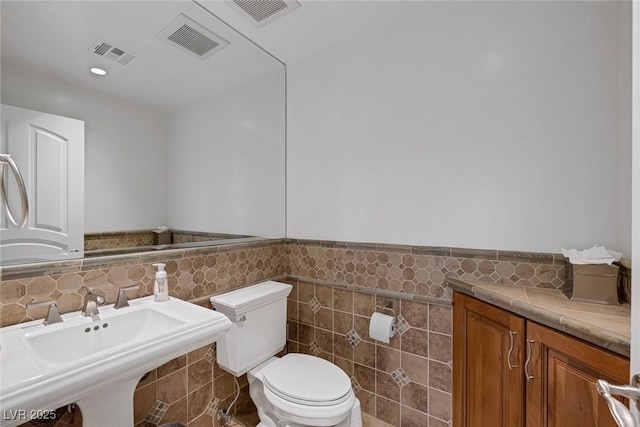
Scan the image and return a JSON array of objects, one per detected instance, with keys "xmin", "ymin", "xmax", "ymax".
[{"xmin": 210, "ymin": 281, "xmax": 292, "ymax": 376}]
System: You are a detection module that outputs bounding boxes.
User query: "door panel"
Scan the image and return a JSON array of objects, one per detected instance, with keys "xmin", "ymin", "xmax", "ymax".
[
  {"xmin": 453, "ymin": 292, "xmax": 525, "ymax": 427},
  {"xmin": 526, "ymin": 322, "xmax": 629, "ymax": 427},
  {"xmin": 0, "ymin": 104, "xmax": 84, "ymax": 264},
  {"xmin": 33, "ymin": 126, "xmax": 67, "ymax": 231},
  {"xmin": 466, "ymin": 312, "xmax": 507, "ymax": 426}
]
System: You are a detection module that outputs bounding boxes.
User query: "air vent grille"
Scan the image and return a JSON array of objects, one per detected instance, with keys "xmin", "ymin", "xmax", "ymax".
[
  {"xmin": 227, "ymin": 0, "xmax": 300, "ymax": 28},
  {"xmin": 89, "ymin": 39, "xmax": 139, "ymax": 66},
  {"xmin": 233, "ymin": 0, "xmax": 287, "ymax": 23},
  {"xmin": 94, "ymin": 42, "xmax": 111, "ymax": 56},
  {"xmin": 157, "ymin": 14, "xmax": 229, "ymax": 60},
  {"xmin": 167, "ymin": 24, "xmax": 220, "ymax": 57}
]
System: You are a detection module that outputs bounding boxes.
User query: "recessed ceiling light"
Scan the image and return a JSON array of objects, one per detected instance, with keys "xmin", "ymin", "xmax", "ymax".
[{"xmin": 90, "ymin": 67, "xmax": 107, "ymax": 76}]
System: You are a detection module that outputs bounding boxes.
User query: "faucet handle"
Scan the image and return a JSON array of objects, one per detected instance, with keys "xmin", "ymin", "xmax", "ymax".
[
  {"xmin": 26, "ymin": 299, "xmax": 63, "ymax": 325},
  {"xmin": 27, "ymin": 299, "xmax": 56, "ymax": 309},
  {"xmin": 114, "ymin": 283, "xmax": 140, "ymax": 309}
]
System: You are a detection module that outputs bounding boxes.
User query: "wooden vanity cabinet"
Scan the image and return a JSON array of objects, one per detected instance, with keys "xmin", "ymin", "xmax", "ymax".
[
  {"xmin": 525, "ymin": 322, "xmax": 629, "ymax": 427},
  {"xmin": 453, "ymin": 292, "xmax": 630, "ymax": 427},
  {"xmin": 453, "ymin": 292, "xmax": 526, "ymax": 427}
]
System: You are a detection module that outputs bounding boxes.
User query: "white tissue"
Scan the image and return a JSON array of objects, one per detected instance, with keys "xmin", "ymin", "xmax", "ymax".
[
  {"xmin": 153, "ymin": 225, "xmax": 169, "ymax": 233},
  {"xmin": 561, "ymin": 245, "xmax": 623, "ymax": 265},
  {"xmin": 369, "ymin": 312, "xmax": 396, "ymax": 344}
]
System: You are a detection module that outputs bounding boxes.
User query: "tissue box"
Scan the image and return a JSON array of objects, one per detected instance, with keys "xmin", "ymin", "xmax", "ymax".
[
  {"xmin": 570, "ymin": 264, "xmax": 620, "ymax": 305},
  {"xmin": 153, "ymin": 230, "xmax": 171, "ymax": 245}
]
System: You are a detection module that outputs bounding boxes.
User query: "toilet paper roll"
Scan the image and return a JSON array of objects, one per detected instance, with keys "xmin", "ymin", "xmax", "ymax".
[{"xmin": 369, "ymin": 312, "xmax": 396, "ymax": 343}]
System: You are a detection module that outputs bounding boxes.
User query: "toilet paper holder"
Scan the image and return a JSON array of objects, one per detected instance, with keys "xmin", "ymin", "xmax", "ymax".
[{"xmin": 373, "ymin": 300, "xmax": 397, "ymax": 321}]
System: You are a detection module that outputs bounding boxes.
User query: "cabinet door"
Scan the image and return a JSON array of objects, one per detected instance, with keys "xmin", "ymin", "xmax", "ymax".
[
  {"xmin": 525, "ymin": 322, "xmax": 629, "ymax": 427},
  {"xmin": 453, "ymin": 292, "xmax": 526, "ymax": 427}
]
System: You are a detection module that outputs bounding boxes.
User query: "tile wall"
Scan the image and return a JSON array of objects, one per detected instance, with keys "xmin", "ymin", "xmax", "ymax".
[
  {"xmin": 1, "ymin": 238, "xmax": 630, "ymax": 427},
  {"xmin": 283, "ymin": 240, "xmax": 574, "ymax": 427},
  {"xmin": 286, "ymin": 239, "xmax": 568, "ymax": 300},
  {"xmin": 284, "ymin": 278, "xmax": 453, "ymax": 427}
]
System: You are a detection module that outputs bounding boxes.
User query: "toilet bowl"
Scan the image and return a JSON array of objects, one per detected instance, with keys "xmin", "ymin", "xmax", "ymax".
[
  {"xmin": 210, "ymin": 281, "xmax": 362, "ymax": 427},
  {"xmin": 248, "ymin": 354, "xmax": 361, "ymax": 427}
]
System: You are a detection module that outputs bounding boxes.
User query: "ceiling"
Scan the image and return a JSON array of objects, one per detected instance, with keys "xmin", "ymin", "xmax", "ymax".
[
  {"xmin": 197, "ymin": 0, "xmax": 432, "ymax": 64},
  {"xmin": 1, "ymin": 1, "xmax": 429, "ymax": 113},
  {"xmin": 1, "ymin": 1, "xmax": 281, "ymax": 113}
]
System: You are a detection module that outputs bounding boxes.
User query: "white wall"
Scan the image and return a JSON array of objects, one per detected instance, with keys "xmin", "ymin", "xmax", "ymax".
[
  {"xmin": 288, "ymin": 1, "xmax": 632, "ymax": 255},
  {"xmin": 167, "ymin": 69, "xmax": 285, "ymax": 238},
  {"xmin": 1, "ymin": 63, "xmax": 169, "ymax": 232}
]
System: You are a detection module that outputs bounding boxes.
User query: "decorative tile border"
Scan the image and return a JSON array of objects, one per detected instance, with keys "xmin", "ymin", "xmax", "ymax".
[
  {"xmin": 85, "ymin": 229, "xmax": 250, "ymax": 252},
  {"xmin": 85, "ymin": 230, "xmax": 155, "ymax": 251},
  {"xmin": 286, "ymin": 239, "xmax": 565, "ymax": 264},
  {"xmin": 286, "ymin": 241, "xmax": 567, "ymax": 303},
  {"xmin": 171, "ymin": 230, "xmax": 250, "ymax": 244}
]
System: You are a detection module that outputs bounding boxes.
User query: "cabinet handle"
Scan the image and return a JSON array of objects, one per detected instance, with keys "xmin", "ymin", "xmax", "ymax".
[
  {"xmin": 525, "ymin": 339, "xmax": 535, "ymax": 380},
  {"xmin": 507, "ymin": 331, "xmax": 518, "ymax": 369}
]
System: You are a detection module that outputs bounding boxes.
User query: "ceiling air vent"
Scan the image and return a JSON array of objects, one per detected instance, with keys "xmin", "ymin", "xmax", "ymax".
[
  {"xmin": 157, "ymin": 14, "xmax": 229, "ymax": 60},
  {"xmin": 228, "ymin": 0, "xmax": 301, "ymax": 28},
  {"xmin": 89, "ymin": 39, "xmax": 139, "ymax": 66}
]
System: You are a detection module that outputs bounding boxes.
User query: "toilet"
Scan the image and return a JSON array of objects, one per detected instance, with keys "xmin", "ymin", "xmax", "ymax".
[{"xmin": 210, "ymin": 281, "xmax": 362, "ymax": 427}]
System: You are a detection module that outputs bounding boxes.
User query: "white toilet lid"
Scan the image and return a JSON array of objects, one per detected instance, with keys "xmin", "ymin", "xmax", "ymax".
[{"xmin": 263, "ymin": 354, "xmax": 353, "ymax": 406}]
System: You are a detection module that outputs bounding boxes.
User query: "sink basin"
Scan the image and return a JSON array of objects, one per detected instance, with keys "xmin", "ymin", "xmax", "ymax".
[
  {"xmin": 0, "ymin": 296, "xmax": 232, "ymax": 427},
  {"xmin": 25, "ymin": 308, "xmax": 185, "ymax": 364}
]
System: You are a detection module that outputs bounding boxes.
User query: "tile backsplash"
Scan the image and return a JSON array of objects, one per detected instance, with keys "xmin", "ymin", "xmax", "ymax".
[
  {"xmin": 0, "ymin": 240, "xmax": 285, "ymax": 326},
  {"xmin": 0, "ymin": 238, "xmax": 630, "ymax": 427}
]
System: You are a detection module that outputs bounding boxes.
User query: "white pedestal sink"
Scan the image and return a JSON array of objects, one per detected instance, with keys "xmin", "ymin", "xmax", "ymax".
[{"xmin": 0, "ymin": 296, "xmax": 232, "ymax": 427}]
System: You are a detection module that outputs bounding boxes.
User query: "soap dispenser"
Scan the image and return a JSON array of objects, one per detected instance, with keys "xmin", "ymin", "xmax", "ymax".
[{"xmin": 153, "ymin": 263, "xmax": 169, "ymax": 302}]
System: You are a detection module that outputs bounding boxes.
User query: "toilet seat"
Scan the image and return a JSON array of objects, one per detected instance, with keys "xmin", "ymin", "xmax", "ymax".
[
  {"xmin": 263, "ymin": 354, "xmax": 353, "ymax": 407},
  {"xmin": 253, "ymin": 354, "xmax": 357, "ymax": 426}
]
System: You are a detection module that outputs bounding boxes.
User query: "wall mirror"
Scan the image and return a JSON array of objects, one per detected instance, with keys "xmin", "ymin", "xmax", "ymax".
[{"xmin": 0, "ymin": 0, "xmax": 285, "ymax": 265}]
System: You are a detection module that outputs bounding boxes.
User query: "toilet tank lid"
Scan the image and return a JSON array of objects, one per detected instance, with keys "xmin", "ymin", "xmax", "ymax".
[{"xmin": 210, "ymin": 281, "xmax": 292, "ymax": 316}]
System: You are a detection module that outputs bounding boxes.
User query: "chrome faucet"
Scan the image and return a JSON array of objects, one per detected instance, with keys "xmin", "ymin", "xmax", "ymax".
[
  {"xmin": 82, "ymin": 287, "xmax": 105, "ymax": 319},
  {"xmin": 26, "ymin": 299, "xmax": 63, "ymax": 325},
  {"xmin": 114, "ymin": 283, "xmax": 140, "ymax": 309}
]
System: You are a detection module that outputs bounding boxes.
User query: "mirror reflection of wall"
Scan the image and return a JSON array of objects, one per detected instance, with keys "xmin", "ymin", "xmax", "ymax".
[{"xmin": 0, "ymin": 1, "xmax": 285, "ymax": 263}]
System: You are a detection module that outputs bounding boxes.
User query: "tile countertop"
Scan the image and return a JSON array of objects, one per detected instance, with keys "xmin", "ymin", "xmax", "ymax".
[{"xmin": 446, "ymin": 278, "xmax": 631, "ymax": 358}]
